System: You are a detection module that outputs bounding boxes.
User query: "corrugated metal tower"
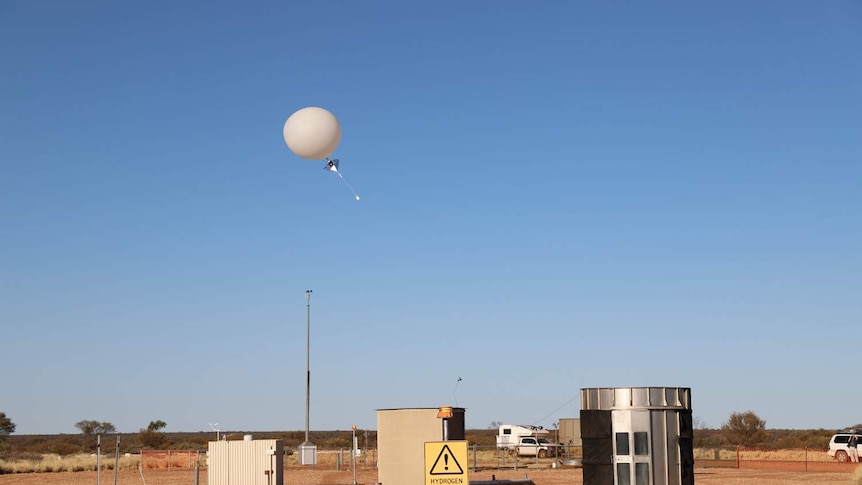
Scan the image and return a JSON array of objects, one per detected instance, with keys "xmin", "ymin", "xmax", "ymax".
[{"xmin": 581, "ymin": 387, "xmax": 694, "ymax": 485}]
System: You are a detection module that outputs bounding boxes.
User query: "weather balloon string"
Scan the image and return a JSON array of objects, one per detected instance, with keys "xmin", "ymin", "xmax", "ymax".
[{"xmin": 325, "ymin": 158, "xmax": 360, "ymax": 201}]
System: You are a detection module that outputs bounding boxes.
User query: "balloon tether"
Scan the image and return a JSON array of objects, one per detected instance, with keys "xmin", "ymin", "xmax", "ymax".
[{"xmin": 325, "ymin": 158, "xmax": 361, "ymax": 201}]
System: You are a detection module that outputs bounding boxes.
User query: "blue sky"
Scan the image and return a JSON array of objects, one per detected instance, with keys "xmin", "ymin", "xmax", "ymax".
[{"xmin": 1, "ymin": 1, "xmax": 860, "ymax": 435}]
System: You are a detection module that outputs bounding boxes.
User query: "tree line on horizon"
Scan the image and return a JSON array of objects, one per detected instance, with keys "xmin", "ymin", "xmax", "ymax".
[{"xmin": 0, "ymin": 410, "xmax": 854, "ymax": 456}]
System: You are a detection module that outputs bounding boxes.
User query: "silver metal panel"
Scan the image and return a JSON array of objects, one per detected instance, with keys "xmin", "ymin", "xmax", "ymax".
[
  {"xmin": 581, "ymin": 388, "xmax": 597, "ymax": 410},
  {"xmin": 600, "ymin": 388, "xmax": 615, "ymax": 408},
  {"xmin": 615, "ymin": 388, "xmax": 632, "ymax": 408},
  {"xmin": 649, "ymin": 387, "xmax": 666, "ymax": 407},
  {"xmin": 664, "ymin": 411, "xmax": 681, "ymax": 485},
  {"xmin": 650, "ymin": 411, "xmax": 667, "ymax": 485},
  {"xmin": 632, "ymin": 388, "xmax": 649, "ymax": 408},
  {"xmin": 581, "ymin": 388, "xmax": 692, "ymax": 411},
  {"xmin": 298, "ymin": 444, "xmax": 317, "ymax": 465}
]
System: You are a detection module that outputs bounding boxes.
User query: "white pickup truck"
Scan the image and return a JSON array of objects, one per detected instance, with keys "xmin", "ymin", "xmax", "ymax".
[{"xmin": 511, "ymin": 436, "xmax": 563, "ymax": 458}]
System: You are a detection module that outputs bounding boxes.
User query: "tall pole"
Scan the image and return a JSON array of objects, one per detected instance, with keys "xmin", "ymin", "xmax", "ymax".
[
  {"xmin": 351, "ymin": 425, "xmax": 358, "ymax": 485},
  {"xmin": 113, "ymin": 435, "xmax": 120, "ymax": 485},
  {"xmin": 305, "ymin": 290, "xmax": 312, "ymax": 444},
  {"xmin": 299, "ymin": 290, "xmax": 317, "ymax": 464},
  {"xmin": 96, "ymin": 434, "xmax": 101, "ymax": 485}
]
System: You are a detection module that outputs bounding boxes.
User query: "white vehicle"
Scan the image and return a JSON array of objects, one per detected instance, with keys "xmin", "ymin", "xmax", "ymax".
[
  {"xmin": 828, "ymin": 430, "xmax": 861, "ymax": 462},
  {"xmin": 512, "ymin": 436, "xmax": 563, "ymax": 458},
  {"xmin": 496, "ymin": 424, "xmax": 549, "ymax": 450}
]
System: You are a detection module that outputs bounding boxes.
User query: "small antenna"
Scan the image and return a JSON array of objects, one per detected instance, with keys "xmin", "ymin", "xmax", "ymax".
[
  {"xmin": 209, "ymin": 422, "xmax": 221, "ymax": 441},
  {"xmin": 454, "ymin": 377, "xmax": 462, "ymax": 406}
]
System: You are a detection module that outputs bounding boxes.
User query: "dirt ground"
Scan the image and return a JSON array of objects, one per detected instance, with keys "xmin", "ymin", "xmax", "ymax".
[{"xmin": 0, "ymin": 467, "xmax": 856, "ymax": 485}]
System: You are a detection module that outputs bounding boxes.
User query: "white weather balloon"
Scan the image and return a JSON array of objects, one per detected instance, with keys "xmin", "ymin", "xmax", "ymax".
[{"xmin": 282, "ymin": 107, "xmax": 342, "ymax": 160}]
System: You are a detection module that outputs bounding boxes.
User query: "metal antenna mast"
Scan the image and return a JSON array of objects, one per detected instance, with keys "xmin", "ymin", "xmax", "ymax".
[
  {"xmin": 299, "ymin": 289, "xmax": 318, "ymax": 464},
  {"xmin": 304, "ymin": 290, "xmax": 312, "ymax": 444}
]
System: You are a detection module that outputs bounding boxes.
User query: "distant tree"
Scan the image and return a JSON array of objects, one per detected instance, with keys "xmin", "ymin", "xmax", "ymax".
[
  {"xmin": 721, "ymin": 411, "xmax": 768, "ymax": 447},
  {"xmin": 0, "ymin": 412, "xmax": 16, "ymax": 438},
  {"xmin": 693, "ymin": 416, "xmax": 707, "ymax": 430},
  {"xmin": 489, "ymin": 421, "xmax": 503, "ymax": 429},
  {"xmin": 139, "ymin": 420, "xmax": 167, "ymax": 449},
  {"xmin": 147, "ymin": 420, "xmax": 167, "ymax": 432},
  {"xmin": 75, "ymin": 420, "xmax": 116, "ymax": 435},
  {"xmin": 0, "ymin": 411, "xmax": 15, "ymax": 451},
  {"xmin": 74, "ymin": 420, "xmax": 116, "ymax": 449}
]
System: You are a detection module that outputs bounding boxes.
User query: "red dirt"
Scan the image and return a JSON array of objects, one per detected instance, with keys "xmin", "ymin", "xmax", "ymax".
[{"xmin": 0, "ymin": 466, "xmax": 857, "ymax": 485}]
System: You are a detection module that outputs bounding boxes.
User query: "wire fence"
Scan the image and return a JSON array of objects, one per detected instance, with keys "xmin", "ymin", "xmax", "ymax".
[
  {"xmin": 140, "ymin": 450, "xmax": 201, "ymax": 470},
  {"xmin": 695, "ymin": 446, "xmax": 857, "ymax": 472},
  {"xmin": 295, "ymin": 444, "xmax": 583, "ymax": 472},
  {"xmin": 134, "ymin": 445, "xmax": 852, "ymax": 474}
]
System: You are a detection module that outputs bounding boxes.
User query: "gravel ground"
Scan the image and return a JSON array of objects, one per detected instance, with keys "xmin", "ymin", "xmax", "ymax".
[{"xmin": 0, "ymin": 467, "xmax": 856, "ymax": 485}]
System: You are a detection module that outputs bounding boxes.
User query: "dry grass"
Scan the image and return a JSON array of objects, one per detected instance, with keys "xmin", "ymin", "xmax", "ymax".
[
  {"xmin": 0, "ymin": 454, "xmax": 140, "ymax": 473},
  {"xmin": 140, "ymin": 450, "xmax": 202, "ymax": 469},
  {"xmin": 695, "ymin": 447, "xmax": 835, "ymax": 463}
]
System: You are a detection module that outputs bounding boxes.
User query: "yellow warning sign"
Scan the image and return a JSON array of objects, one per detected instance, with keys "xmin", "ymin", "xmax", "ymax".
[{"xmin": 425, "ymin": 441, "xmax": 469, "ymax": 485}]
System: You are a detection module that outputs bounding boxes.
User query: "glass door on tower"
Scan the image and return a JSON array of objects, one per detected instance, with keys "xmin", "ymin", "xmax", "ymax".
[{"xmin": 613, "ymin": 410, "xmax": 651, "ymax": 485}]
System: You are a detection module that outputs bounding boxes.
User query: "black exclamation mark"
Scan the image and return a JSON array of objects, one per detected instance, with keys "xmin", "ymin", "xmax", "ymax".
[{"xmin": 444, "ymin": 453, "xmax": 449, "ymax": 471}]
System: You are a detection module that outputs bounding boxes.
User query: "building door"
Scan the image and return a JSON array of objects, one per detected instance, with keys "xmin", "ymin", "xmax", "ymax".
[{"xmin": 612, "ymin": 410, "xmax": 652, "ymax": 485}]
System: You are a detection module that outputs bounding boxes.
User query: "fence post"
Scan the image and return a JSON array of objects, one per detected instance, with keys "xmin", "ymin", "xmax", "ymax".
[
  {"xmin": 97, "ymin": 435, "xmax": 101, "ymax": 485},
  {"xmin": 113, "ymin": 436, "xmax": 120, "ymax": 485},
  {"xmin": 805, "ymin": 447, "xmax": 808, "ymax": 472},
  {"xmin": 736, "ymin": 446, "xmax": 740, "ymax": 469},
  {"xmin": 472, "ymin": 444, "xmax": 477, "ymax": 472}
]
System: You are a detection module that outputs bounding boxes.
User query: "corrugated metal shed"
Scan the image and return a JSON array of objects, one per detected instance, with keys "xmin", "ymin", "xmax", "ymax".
[
  {"xmin": 208, "ymin": 439, "xmax": 283, "ymax": 485},
  {"xmin": 559, "ymin": 418, "xmax": 582, "ymax": 446}
]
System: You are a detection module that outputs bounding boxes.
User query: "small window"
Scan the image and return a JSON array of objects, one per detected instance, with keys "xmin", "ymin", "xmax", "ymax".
[
  {"xmin": 635, "ymin": 463, "xmax": 649, "ymax": 485},
  {"xmin": 634, "ymin": 432, "xmax": 649, "ymax": 456},
  {"xmin": 616, "ymin": 432, "xmax": 630, "ymax": 455},
  {"xmin": 503, "ymin": 429, "xmax": 511, "ymax": 435},
  {"xmin": 523, "ymin": 438, "xmax": 536, "ymax": 445},
  {"xmin": 616, "ymin": 463, "xmax": 631, "ymax": 485},
  {"xmin": 836, "ymin": 435, "xmax": 850, "ymax": 444}
]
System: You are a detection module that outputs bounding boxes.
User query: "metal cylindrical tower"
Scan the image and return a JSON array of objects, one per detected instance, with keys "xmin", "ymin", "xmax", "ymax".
[{"xmin": 581, "ymin": 387, "xmax": 694, "ymax": 485}]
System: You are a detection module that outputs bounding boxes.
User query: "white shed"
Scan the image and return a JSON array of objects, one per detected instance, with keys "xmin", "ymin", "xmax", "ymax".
[{"xmin": 207, "ymin": 438, "xmax": 283, "ymax": 485}]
